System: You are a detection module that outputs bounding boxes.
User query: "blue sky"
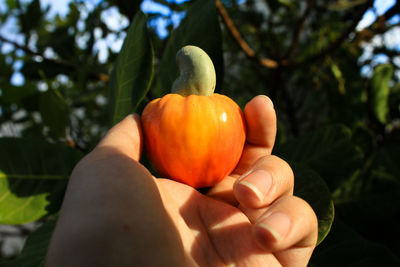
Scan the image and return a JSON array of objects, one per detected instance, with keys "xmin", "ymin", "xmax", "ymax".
[
  {"xmin": 9, "ymin": 0, "xmax": 399, "ymax": 39},
  {"xmin": 357, "ymin": 0, "xmax": 398, "ymax": 29},
  {"xmin": 0, "ymin": 0, "xmax": 399, "ymax": 84}
]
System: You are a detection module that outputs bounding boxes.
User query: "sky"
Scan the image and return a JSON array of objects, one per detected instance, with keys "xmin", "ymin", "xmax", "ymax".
[
  {"xmin": 0, "ymin": 0, "xmax": 399, "ymax": 85},
  {"xmin": 36, "ymin": 0, "xmax": 399, "ymax": 36},
  {"xmin": 357, "ymin": 0, "xmax": 398, "ymax": 29}
]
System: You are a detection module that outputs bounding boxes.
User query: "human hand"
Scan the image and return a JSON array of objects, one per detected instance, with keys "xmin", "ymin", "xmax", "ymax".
[{"xmin": 46, "ymin": 96, "xmax": 318, "ymax": 267}]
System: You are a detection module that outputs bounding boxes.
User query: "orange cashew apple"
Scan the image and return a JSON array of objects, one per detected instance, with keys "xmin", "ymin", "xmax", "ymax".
[{"xmin": 142, "ymin": 46, "xmax": 246, "ymax": 188}]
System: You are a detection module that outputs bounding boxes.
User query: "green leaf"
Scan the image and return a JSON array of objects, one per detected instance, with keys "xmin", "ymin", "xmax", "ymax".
[
  {"xmin": 330, "ymin": 63, "xmax": 345, "ymax": 94},
  {"xmin": 1, "ymin": 83, "xmax": 39, "ymax": 104},
  {"xmin": 328, "ymin": 0, "xmax": 369, "ymax": 11},
  {"xmin": 0, "ymin": 53, "xmax": 13, "ymax": 84},
  {"xmin": 351, "ymin": 123, "xmax": 376, "ymax": 159},
  {"xmin": 292, "ymin": 164, "xmax": 334, "ymax": 245},
  {"xmin": 5, "ymin": 0, "xmax": 18, "ymax": 9},
  {"xmin": 39, "ymin": 88, "xmax": 69, "ymax": 138},
  {"xmin": 37, "ymin": 26, "xmax": 75, "ymax": 59},
  {"xmin": 0, "ymin": 218, "xmax": 57, "ymax": 267},
  {"xmin": 277, "ymin": 0, "xmax": 294, "ymax": 7},
  {"xmin": 311, "ymin": 218, "xmax": 400, "ymax": 266},
  {"xmin": 20, "ymin": 0, "xmax": 43, "ymax": 33},
  {"xmin": 108, "ymin": 0, "xmax": 141, "ymax": 21},
  {"xmin": 152, "ymin": 0, "xmax": 223, "ymax": 98},
  {"xmin": 370, "ymin": 64, "xmax": 394, "ymax": 124},
  {"xmin": 334, "ymin": 191, "xmax": 400, "ymax": 256},
  {"xmin": 21, "ymin": 61, "xmax": 74, "ymax": 80},
  {"xmin": 368, "ymin": 144, "xmax": 400, "ymax": 191},
  {"xmin": 389, "ymin": 82, "xmax": 400, "ymax": 117},
  {"xmin": 0, "ymin": 138, "xmax": 83, "ymax": 224},
  {"xmin": 273, "ymin": 124, "xmax": 363, "ymax": 191},
  {"xmin": 109, "ymin": 11, "xmax": 154, "ymax": 125}
]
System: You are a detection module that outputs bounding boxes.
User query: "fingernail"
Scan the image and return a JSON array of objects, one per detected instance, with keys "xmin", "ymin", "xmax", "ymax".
[
  {"xmin": 257, "ymin": 212, "xmax": 291, "ymax": 242},
  {"xmin": 237, "ymin": 170, "xmax": 272, "ymax": 201}
]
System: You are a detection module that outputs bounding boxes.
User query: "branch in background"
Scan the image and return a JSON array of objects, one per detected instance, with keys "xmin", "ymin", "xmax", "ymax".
[
  {"xmin": 284, "ymin": 0, "xmax": 316, "ymax": 60},
  {"xmin": 378, "ymin": 1, "xmax": 400, "ymax": 21},
  {"xmin": 300, "ymin": 0, "xmax": 374, "ymax": 65},
  {"xmin": 216, "ymin": 0, "xmax": 279, "ymax": 69},
  {"xmin": 370, "ymin": 1, "xmax": 400, "ymax": 33},
  {"xmin": 0, "ymin": 35, "xmax": 110, "ymax": 83},
  {"xmin": 0, "ymin": 35, "xmax": 40, "ymax": 57}
]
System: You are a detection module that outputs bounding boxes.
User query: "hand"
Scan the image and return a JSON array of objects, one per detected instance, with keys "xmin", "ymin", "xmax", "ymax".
[{"xmin": 46, "ymin": 96, "xmax": 318, "ymax": 267}]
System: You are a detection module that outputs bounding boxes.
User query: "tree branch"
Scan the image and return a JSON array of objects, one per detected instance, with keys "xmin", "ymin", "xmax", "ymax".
[
  {"xmin": 0, "ymin": 35, "xmax": 109, "ymax": 82},
  {"xmin": 0, "ymin": 35, "xmax": 40, "ymax": 57},
  {"xmin": 284, "ymin": 0, "xmax": 316, "ymax": 60},
  {"xmin": 378, "ymin": 1, "xmax": 400, "ymax": 21},
  {"xmin": 369, "ymin": 1, "xmax": 400, "ymax": 33},
  {"xmin": 300, "ymin": 0, "xmax": 374, "ymax": 65},
  {"xmin": 216, "ymin": 0, "xmax": 279, "ymax": 69}
]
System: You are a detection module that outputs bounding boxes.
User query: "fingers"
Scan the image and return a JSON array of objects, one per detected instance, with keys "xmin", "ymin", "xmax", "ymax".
[
  {"xmin": 252, "ymin": 195, "xmax": 318, "ymax": 266},
  {"xmin": 234, "ymin": 155, "xmax": 294, "ymax": 209},
  {"xmin": 95, "ymin": 114, "xmax": 143, "ymax": 161},
  {"xmin": 233, "ymin": 95, "xmax": 276, "ymax": 174},
  {"xmin": 244, "ymin": 95, "xmax": 276, "ymax": 151},
  {"xmin": 209, "ymin": 95, "xmax": 277, "ymax": 199}
]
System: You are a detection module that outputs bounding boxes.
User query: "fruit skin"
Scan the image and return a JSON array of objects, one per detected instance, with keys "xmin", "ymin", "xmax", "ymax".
[{"xmin": 142, "ymin": 93, "xmax": 246, "ymax": 188}]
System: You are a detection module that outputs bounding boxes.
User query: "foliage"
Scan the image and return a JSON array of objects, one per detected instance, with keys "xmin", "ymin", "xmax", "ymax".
[{"xmin": 0, "ymin": 0, "xmax": 399, "ymax": 265}]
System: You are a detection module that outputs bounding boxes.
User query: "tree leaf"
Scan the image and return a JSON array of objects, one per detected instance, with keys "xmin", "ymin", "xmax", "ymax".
[
  {"xmin": 109, "ymin": 11, "xmax": 154, "ymax": 125},
  {"xmin": 0, "ymin": 218, "xmax": 56, "ymax": 267},
  {"xmin": 0, "ymin": 53, "xmax": 13, "ymax": 84},
  {"xmin": 152, "ymin": 0, "xmax": 223, "ymax": 98},
  {"xmin": 1, "ymin": 83, "xmax": 39, "ymax": 105},
  {"xmin": 370, "ymin": 64, "xmax": 394, "ymax": 124},
  {"xmin": 292, "ymin": 164, "xmax": 334, "ymax": 245},
  {"xmin": 108, "ymin": 0, "xmax": 141, "ymax": 21},
  {"xmin": 310, "ymin": 218, "xmax": 400, "ymax": 266},
  {"xmin": 368, "ymin": 144, "xmax": 400, "ymax": 192},
  {"xmin": 39, "ymin": 88, "xmax": 69, "ymax": 138},
  {"xmin": 37, "ymin": 26, "xmax": 75, "ymax": 59},
  {"xmin": 5, "ymin": 0, "xmax": 18, "ymax": 9},
  {"xmin": 334, "ymin": 191, "xmax": 400, "ymax": 255},
  {"xmin": 330, "ymin": 63, "xmax": 345, "ymax": 94},
  {"xmin": 277, "ymin": 0, "xmax": 294, "ymax": 7},
  {"xmin": 328, "ymin": 0, "xmax": 369, "ymax": 11},
  {"xmin": 273, "ymin": 124, "xmax": 363, "ymax": 191},
  {"xmin": 21, "ymin": 61, "xmax": 74, "ymax": 80},
  {"xmin": 20, "ymin": 0, "xmax": 43, "ymax": 34},
  {"xmin": 0, "ymin": 138, "xmax": 83, "ymax": 224}
]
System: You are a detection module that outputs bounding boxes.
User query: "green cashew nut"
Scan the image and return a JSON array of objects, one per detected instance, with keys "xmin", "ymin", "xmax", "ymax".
[{"xmin": 172, "ymin": 45, "xmax": 216, "ymax": 96}]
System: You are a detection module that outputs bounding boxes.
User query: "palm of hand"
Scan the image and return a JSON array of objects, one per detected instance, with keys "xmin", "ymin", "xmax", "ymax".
[{"xmin": 156, "ymin": 177, "xmax": 281, "ymax": 266}]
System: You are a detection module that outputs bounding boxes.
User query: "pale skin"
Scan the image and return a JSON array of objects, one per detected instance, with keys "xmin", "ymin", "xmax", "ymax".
[{"xmin": 46, "ymin": 95, "xmax": 318, "ymax": 267}]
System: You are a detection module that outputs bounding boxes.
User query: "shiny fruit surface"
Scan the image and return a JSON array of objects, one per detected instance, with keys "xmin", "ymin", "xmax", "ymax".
[{"xmin": 142, "ymin": 93, "xmax": 246, "ymax": 188}]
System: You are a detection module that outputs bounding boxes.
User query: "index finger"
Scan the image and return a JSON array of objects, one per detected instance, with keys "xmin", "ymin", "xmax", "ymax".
[{"xmin": 95, "ymin": 114, "xmax": 143, "ymax": 161}]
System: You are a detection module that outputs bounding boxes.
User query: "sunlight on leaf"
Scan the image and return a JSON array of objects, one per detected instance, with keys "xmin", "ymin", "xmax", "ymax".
[
  {"xmin": 109, "ymin": 11, "xmax": 154, "ymax": 125},
  {"xmin": 0, "ymin": 138, "xmax": 82, "ymax": 224}
]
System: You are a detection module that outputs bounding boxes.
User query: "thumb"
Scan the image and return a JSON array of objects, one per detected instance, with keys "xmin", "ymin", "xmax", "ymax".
[{"xmin": 95, "ymin": 114, "xmax": 143, "ymax": 161}]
